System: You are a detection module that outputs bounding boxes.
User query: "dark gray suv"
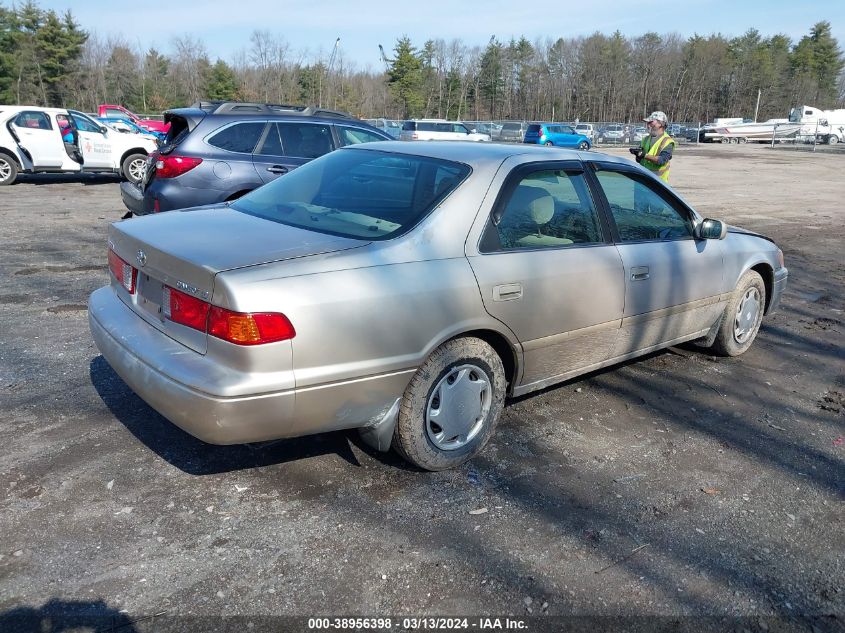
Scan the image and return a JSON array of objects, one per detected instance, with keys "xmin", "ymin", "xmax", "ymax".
[{"xmin": 120, "ymin": 102, "xmax": 391, "ymax": 215}]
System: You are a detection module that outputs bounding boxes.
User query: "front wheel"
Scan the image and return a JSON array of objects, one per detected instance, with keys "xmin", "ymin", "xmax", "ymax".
[
  {"xmin": 122, "ymin": 153, "xmax": 147, "ymax": 184},
  {"xmin": 828, "ymin": 135, "xmax": 839, "ymax": 145},
  {"xmin": 710, "ymin": 270, "xmax": 766, "ymax": 356},
  {"xmin": 544, "ymin": 141, "xmax": 554, "ymax": 146},
  {"xmin": 578, "ymin": 141, "xmax": 590, "ymax": 150},
  {"xmin": 0, "ymin": 154, "xmax": 19, "ymax": 186},
  {"xmin": 393, "ymin": 337, "xmax": 506, "ymax": 471}
]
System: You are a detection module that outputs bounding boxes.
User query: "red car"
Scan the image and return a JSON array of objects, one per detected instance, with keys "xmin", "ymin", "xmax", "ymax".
[{"xmin": 97, "ymin": 104, "xmax": 170, "ymax": 134}]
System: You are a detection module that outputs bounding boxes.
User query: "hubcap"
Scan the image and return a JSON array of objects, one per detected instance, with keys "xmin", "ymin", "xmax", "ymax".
[
  {"xmin": 734, "ymin": 287, "xmax": 761, "ymax": 344},
  {"xmin": 0, "ymin": 159, "xmax": 10, "ymax": 181},
  {"xmin": 128, "ymin": 158, "xmax": 146, "ymax": 182},
  {"xmin": 425, "ymin": 364, "xmax": 492, "ymax": 451}
]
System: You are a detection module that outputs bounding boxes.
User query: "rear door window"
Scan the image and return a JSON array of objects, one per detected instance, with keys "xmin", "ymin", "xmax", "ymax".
[
  {"xmin": 277, "ymin": 123, "xmax": 334, "ymax": 158},
  {"xmin": 256, "ymin": 123, "xmax": 284, "ymax": 156},
  {"xmin": 14, "ymin": 111, "xmax": 53, "ymax": 130},
  {"xmin": 484, "ymin": 168, "xmax": 603, "ymax": 251},
  {"xmin": 207, "ymin": 122, "xmax": 266, "ymax": 153}
]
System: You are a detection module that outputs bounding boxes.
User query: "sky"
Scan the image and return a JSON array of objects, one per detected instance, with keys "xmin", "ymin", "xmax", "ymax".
[{"xmin": 24, "ymin": 0, "xmax": 845, "ymax": 70}]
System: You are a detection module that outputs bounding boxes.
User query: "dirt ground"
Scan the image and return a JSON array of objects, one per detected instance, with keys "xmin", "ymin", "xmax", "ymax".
[{"xmin": 0, "ymin": 144, "xmax": 842, "ymax": 633}]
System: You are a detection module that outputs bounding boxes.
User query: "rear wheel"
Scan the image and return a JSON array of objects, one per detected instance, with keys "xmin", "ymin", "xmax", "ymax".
[
  {"xmin": 393, "ymin": 337, "xmax": 506, "ymax": 471},
  {"xmin": 544, "ymin": 141, "xmax": 553, "ymax": 146},
  {"xmin": 122, "ymin": 153, "xmax": 147, "ymax": 184},
  {"xmin": 710, "ymin": 270, "xmax": 766, "ymax": 356},
  {"xmin": 0, "ymin": 154, "xmax": 18, "ymax": 186}
]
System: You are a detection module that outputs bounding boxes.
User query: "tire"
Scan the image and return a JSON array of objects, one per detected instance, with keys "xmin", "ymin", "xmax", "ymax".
[
  {"xmin": 828, "ymin": 135, "xmax": 839, "ymax": 145},
  {"xmin": 121, "ymin": 153, "xmax": 147, "ymax": 184},
  {"xmin": 544, "ymin": 141, "xmax": 553, "ymax": 146},
  {"xmin": 0, "ymin": 154, "xmax": 18, "ymax": 186},
  {"xmin": 393, "ymin": 337, "xmax": 506, "ymax": 471},
  {"xmin": 578, "ymin": 141, "xmax": 590, "ymax": 150},
  {"xmin": 710, "ymin": 270, "xmax": 766, "ymax": 357}
]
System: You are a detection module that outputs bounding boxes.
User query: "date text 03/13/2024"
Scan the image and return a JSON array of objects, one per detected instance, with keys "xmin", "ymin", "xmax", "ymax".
[{"xmin": 306, "ymin": 617, "xmax": 528, "ymax": 630}]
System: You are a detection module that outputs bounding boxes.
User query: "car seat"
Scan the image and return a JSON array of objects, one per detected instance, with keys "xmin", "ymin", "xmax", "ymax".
[{"xmin": 500, "ymin": 185, "xmax": 573, "ymax": 248}]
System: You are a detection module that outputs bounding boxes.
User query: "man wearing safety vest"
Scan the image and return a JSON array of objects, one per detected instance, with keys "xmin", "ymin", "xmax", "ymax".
[{"xmin": 629, "ymin": 111, "xmax": 675, "ymax": 182}]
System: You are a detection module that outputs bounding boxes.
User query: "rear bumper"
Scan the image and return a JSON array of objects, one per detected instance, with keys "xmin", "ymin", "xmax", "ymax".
[
  {"xmin": 768, "ymin": 267, "xmax": 788, "ymax": 313},
  {"xmin": 120, "ymin": 178, "xmax": 227, "ymax": 216},
  {"xmin": 88, "ymin": 286, "xmax": 415, "ymax": 445},
  {"xmin": 120, "ymin": 181, "xmax": 146, "ymax": 214}
]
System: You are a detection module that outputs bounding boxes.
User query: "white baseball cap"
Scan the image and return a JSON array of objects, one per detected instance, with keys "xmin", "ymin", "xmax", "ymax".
[{"xmin": 644, "ymin": 111, "xmax": 668, "ymax": 124}]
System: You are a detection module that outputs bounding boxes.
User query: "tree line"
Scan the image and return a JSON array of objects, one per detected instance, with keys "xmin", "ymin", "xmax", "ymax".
[{"xmin": 2, "ymin": 1, "xmax": 843, "ymax": 124}]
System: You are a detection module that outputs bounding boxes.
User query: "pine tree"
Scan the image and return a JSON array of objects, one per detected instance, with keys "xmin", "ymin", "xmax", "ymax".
[
  {"xmin": 206, "ymin": 59, "xmax": 238, "ymax": 100},
  {"xmin": 387, "ymin": 37, "xmax": 424, "ymax": 118}
]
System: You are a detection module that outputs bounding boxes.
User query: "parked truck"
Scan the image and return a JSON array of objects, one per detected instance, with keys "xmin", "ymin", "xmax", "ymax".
[{"xmin": 789, "ymin": 105, "xmax": 845, "ymax": 144}]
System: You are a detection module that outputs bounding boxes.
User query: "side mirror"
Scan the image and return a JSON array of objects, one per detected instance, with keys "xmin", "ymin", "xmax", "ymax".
[
  {"xmin": 696, "ymin": 218, "xmax": 728, "ymax": 240},
  {"xmin": 99, "ymin": 126, "xmax": 108, "ymax": 134}
]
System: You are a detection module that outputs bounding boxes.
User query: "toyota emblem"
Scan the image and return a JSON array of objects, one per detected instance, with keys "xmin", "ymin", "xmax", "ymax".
[{"xmin": 136, "ymin": 249, "xmax": 147, "ymax": 267}]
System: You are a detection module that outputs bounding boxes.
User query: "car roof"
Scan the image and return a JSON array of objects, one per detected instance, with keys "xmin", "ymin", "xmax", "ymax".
[
  {"xmin": 342, "ymin": 140, "xmax": 629, "ymax": 168},
  {"xmin": 0, "ymin": 105, "xmax": 68, "ymax": 114},
  {"xmin": 168, "ymin": 107, "xmax": 374, "ymax": 125}
]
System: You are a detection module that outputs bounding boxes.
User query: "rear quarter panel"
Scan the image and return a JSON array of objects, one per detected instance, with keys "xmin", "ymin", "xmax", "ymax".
[{"xmin": 214, "ymin": 257, "xmax": 517, "ymax": 389}]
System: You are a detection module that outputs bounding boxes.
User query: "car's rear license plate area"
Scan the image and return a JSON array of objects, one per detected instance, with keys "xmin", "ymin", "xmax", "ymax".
[{"xmin": 138, "ymin": 273, "xmax": 164, "ymax": 319}]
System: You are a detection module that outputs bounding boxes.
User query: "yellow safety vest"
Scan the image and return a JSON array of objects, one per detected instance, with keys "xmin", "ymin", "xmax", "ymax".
[{"xmin": 641, "ymin": 132, "xmax": 675, "ymax": 182}]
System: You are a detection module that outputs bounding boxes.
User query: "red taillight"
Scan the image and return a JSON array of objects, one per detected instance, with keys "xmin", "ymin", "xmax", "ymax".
[
  {"xmin": 108, "ymin": 248, "xmax": 137, "ymax": 294},
  {"xmin": 209, "ymin": 307, "xmax": 296, "ymax": 345},
  {"xmin": 153, "ymin": 197, "xmax": 161, "ymax": 213},
  {"xmin": 163, "ymin": 286, "xmax": 210, "ymax": 331},
  {"xmin": 155, "ymin": 155, "xmax": 202, "ymax": 178},
  {"xmin": 411, "ymin": 132, "xmax": 419, "ymax": 140},
  {"xmin": 163, "ymin": 287, "xmax": 295, "ymax": 345}
]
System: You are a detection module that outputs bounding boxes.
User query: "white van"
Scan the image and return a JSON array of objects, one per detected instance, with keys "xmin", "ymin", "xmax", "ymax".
[
  {"xmin": 0, "ymin": 105, "xmax": 158, "ymax": 185},
  {"xmin": 399, "ymin": 119, "xmax": 491, "ymax": 142}
]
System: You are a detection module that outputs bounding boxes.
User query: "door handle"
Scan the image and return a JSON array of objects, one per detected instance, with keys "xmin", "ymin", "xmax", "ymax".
[
  {"xmin": 493, "ymin": 283, "xmax": 523, "ymax": 301},
  {"xmin": 631, "ymin": 266, "xmax": 650, "ymax": 281},
  {"xmin": 267, "ymin": 165, "xmax": 289, "ymax": 175}
]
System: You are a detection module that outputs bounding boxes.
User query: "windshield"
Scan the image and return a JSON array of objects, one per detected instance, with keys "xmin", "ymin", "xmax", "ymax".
[{"xmin": 230, "ymin": 148, "xmax": 471, "ymax": 241}]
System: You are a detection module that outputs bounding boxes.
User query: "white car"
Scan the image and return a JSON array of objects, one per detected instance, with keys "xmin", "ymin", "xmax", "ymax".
[
  {"xmin": 400, "ymin": 119, "xmax": 491, "ymax": 142},
  {"xmin": 574, "ymin": 123, "xmax": 595, "ymax": 141},
  {"xmin": 0, "ymin": 106, "xmax": 158, "ymax": 186}
]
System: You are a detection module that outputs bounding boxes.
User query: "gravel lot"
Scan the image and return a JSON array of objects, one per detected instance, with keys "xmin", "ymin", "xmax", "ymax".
[{"xmin": 0, "ymin": 145, "xmax": 842, "ymax": 633}]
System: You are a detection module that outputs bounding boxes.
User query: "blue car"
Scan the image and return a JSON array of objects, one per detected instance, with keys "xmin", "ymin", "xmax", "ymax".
[
  {"xmin": 97, "ymin": 116, "xmax": 166, "ymax": 143},
  {"xmin": 523, "ymin": 123, "xmax": 591, "ymax": 150}
]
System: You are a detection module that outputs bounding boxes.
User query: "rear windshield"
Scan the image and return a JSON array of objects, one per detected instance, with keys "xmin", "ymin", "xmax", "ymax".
[
  {"xmin": 162, "ymin": 115, "xmax": 191, "ymax": 150},
  {"xmin": 230, "ymin": 149, "xmax": 471, "ymax": 241},
  {"xmin": 402, "ymin": 121, "xmax": 416, "ymax": 131},
  {"xmin": 502, "ymin": 122, "xmax": 523, "ymax": 131}
]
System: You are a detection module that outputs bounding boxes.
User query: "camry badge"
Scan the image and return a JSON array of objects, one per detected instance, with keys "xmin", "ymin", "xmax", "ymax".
[{"xmin": 136, "ymin": 249, "xmax": 147, "ymax": 267}]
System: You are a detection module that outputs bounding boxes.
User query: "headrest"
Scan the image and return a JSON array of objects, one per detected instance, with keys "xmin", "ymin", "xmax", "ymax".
[{"xmin": 508, "ymin": 184, "xmax": 554, "ymax": 226}]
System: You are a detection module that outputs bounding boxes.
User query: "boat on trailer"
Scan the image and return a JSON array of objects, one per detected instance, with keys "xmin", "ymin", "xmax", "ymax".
[{"xmin": 704, "ymin": 119, "xmax": 802, "ymax": 143}]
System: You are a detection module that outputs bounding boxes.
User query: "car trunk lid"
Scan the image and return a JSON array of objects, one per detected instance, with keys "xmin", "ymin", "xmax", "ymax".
[{"xmin": 108, "ymin": 207, "xmax": 368, "ymax": 353}]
